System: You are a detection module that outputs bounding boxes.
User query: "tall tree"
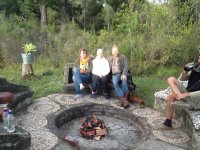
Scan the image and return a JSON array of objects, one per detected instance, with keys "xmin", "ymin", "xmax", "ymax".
[
  {"xmin": 102, "ymin": 2, "xmax": 114, "ymax": 31},
  {"xmin": 60, "ymin": 0, "xmax": 67, "ymax": 34},
  {"xmin": 40, "ymin": 0, "xmax": 47, "ymax": 31},
  {"xmin": 169, "ymin": 0, "xmax": 199, "ymax": 25},
  {"xmin": 0, "ymin": 0, "xmax": 20, "ymax": 18}
]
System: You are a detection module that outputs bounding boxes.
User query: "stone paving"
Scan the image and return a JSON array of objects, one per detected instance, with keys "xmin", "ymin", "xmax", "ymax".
[{"xmin": 15, "ymin": 93, "xmax": 192, "ymax": 150}]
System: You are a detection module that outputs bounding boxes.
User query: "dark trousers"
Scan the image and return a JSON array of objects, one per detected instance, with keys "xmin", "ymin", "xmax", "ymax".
[{"xmin": 92, "ymin": 74, "xmax": 109, "ymax": 94}]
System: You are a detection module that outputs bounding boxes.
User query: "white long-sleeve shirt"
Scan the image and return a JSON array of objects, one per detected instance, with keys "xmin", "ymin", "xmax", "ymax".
[{"xmin": 92, "ymin": 57, "xmax": 110, "ymax": 76}]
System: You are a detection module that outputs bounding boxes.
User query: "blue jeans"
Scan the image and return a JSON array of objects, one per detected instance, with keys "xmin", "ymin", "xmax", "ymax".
[
  {"xmin": 112, "ymin": 73, "xmax": 129, "ymax": 97},
  {"xmin": 72, "ymin": 68, "xmax": 91, "ymax": 94}
]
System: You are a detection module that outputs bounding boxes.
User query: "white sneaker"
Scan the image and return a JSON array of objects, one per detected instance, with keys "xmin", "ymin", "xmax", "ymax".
[
  {"xmin": 74, "ymin": 94, "xmax": 83, "ymax": 100},
  {"xmin": 80, "ymin": 84, "xmax": 85, "ymax": 90}
]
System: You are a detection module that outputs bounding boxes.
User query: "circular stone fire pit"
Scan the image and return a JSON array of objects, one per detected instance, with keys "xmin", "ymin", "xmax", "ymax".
[{"xmin": 53, "ymin": 103, "xmax": 150, "ymax": 150}]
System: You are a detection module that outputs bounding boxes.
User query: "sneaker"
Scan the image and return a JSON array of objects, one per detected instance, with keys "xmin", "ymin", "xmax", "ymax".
[
  {"xmin": 80, "ymin": 84, "xmax": 85, "ymax": 90},
  {"xmin": 74, "ymin": 94, "xmax": 83, "ymax": 100},
  {"xmin": 155, "ymin": 123, "xmax": 173, "ymax": 130},
  {"xmin": 91, "ymin": 94, "xmax": 97, "ymax": 99}
]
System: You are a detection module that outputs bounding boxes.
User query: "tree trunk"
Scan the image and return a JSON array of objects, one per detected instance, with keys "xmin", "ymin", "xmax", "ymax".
[
  {"xmin": 22, "ymin": 64, "xmax": 34, "ymax": 79},
  {"xmin": 60, "ymin": 0, "xmax": 67, "ymax": 35},
  {"xmin": 40, "ymin": 4, "xmax": 48, "ymax": 57},
  {"xmin": 40, "ymin": 4, "xmax": 47, "ymax": 31},
  {"xmin": 82, "ymin": 0, "xmax": 86, "ymax": 31}
]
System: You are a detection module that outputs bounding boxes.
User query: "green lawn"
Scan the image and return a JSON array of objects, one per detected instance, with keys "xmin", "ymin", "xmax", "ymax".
[
  {"xmin": 133, "ymin": 76, "xmax": 168, "ymax": 107},
  {"xmin": 0, "ymin": 63, "xmax": 181, "ymax": 108},
  {"xmin": 0, "ymin": 63, "xmax": 63, "ymax": 99}
]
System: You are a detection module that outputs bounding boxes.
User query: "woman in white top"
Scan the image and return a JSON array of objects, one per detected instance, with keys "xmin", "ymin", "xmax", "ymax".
[{"xmin": 91, "ymin": 48, "xmax": 110, "ymax": 99}]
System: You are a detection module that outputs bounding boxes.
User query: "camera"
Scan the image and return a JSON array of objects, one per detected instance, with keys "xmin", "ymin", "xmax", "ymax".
[{"xmin": 184, "ymin": 62, "xmax": 197, "ymax": 71}]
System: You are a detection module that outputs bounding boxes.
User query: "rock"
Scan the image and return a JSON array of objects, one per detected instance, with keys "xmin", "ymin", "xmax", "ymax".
[{"xmin": 0, "ymin": 126, "xmax": 31, "ymax": 150}]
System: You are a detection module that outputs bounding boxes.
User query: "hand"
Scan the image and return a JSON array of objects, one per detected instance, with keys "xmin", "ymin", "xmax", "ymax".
[
  {"xmin": 80, "ymin": 70, "xmax": 85, "ymax": 74},
  {"xmin": 175, "ymin": 93, "xmax": 190, "ymax": 100},
  {"xmin": 99, "ymin": 74, "xmax": 103, "ymax": 78},
  {"xmin": 121, "ymin": 75, "xmax": 127, "ymax": 80},
  {"xmin": 167, "ymin": 93, "xmax": 176, "ymax": 101}
]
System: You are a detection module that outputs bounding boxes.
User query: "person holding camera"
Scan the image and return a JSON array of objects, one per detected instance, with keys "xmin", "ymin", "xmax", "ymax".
[{"xmin": 156, "ymin": 56, "xmax": 200, "ymax": 130}]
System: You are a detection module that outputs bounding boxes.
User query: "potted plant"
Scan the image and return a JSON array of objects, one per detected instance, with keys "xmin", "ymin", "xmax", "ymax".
[{"xmin": 21, "ymin": 43, "xmax": 37, "ymax": 64}]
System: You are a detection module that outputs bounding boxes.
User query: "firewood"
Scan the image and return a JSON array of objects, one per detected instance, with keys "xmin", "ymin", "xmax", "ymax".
[
  {"xmin": 95, "ymin": 128, "xmax": 107, "ymax": 136},
  {"xmin": 64, "ymin": 136, "xmax": 78, "ymax": 146},
  {"xmin": 94, "ymin": 136, "xmax": 101, "ymax": 140},
  {"xmin": 80, "ymin": 116, "xmax": 108, "ymax": 139}
]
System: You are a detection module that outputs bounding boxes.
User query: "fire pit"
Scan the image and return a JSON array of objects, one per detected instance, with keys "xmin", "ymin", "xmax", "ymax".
[{"xmin": 53, "ymin": 103, "xmax": 150, "ymax": 150}]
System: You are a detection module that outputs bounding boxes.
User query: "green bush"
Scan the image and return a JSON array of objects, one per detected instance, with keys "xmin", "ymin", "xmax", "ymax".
[{"xmin": 0, "ymin": 1, "xmax": 199, "ymax": 75}]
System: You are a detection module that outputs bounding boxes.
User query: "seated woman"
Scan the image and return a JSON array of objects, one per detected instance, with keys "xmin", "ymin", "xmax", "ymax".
[
  {"xmin": 72, "ymin": 48, "xmax": 93, "ymax": 99},
  {"xmin": 91, "ymin": 48, "xmax": 110, "ymax": 99}
]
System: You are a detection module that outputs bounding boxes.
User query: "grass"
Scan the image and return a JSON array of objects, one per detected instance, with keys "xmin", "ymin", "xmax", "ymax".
[
  {"xmin": 133, "ymin": 65, "xmax": 182, "ymax": 107},
  {"xmin": 0, "ymin": 62, "xmax": 182, "ymax": 108},
  {"xmin": 0, "ymin": 62, "xmax": 63, "ymax": 99},
  {"xmin": 133, "ymin": 76, "xmax": 168, "ymax": 107}
]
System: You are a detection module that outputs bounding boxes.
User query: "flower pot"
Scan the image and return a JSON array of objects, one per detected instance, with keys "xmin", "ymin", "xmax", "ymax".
[{"xmin": 21, "ymin": 53, "xmax": 33, "ymax": 64}]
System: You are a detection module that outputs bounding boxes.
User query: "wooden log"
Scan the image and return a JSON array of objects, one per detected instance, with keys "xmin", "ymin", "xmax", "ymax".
[{"xmin": 22, "ymin": 64, "xmax": 34, "ymax": 78}]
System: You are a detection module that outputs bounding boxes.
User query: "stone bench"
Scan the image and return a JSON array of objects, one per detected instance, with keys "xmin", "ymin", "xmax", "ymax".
[
  {"xmin": 62, "ymin": 63, "xmax": 136, "ymax": 96},
  {"xmin": 154, "ymin": 81, "xmax": 200, "ymax": 150},
  {"xmin": 0, "ymin": 77, "xmax": 33, "ymax": 114},
  {"xmin": 0, "ymin": 77, "xmax": 33, "ymax": 149}
]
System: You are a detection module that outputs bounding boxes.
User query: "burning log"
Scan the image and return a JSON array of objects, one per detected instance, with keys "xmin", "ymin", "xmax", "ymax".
[
  {"xmin": 80, "ymin": 116, "xmax": 108, "ymax": 140},
  {"xmin": 64, "ymin": 136, "xmax": 78, "ymax": 147}
]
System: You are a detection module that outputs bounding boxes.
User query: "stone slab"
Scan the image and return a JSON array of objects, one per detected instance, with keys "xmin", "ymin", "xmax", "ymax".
[{"xmin": 0, "ymin": 125, "xmax": 31, "ymax": 150}]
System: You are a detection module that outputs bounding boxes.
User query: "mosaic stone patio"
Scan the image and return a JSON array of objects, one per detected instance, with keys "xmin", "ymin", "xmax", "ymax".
[{"xmin": 15, "ymin": 93, "xmax": 193, "ymax": 150}]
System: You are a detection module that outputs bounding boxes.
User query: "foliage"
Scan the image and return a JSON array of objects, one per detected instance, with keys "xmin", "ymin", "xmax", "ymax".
[
  {"xmin": 0, "ymin": 0, "xmax": 199, "ymax": 74},
  {"xmin": 22, "ymin": 43, "xmax": 37, "ymax": 54}
]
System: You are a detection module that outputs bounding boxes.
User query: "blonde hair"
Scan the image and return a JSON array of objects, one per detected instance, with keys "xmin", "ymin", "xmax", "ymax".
[{"xmin": 112, "ymin": 44, "xmax": 118, "ymax": 49}]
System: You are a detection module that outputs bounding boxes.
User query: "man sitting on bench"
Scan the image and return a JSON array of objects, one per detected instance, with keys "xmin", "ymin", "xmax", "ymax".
[
  {"xmin": 156, "ymin": 55, "xmax": 200, "ymax": 130},
  {"xmin": 107, "ymin": 44, "xmax": 144, "ymax": 108}
]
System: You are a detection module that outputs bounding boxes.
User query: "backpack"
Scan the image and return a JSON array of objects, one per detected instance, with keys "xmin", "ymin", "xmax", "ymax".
[{"xmin": 127, "ymin": 70, "xmax": 136, "ymax": 92}]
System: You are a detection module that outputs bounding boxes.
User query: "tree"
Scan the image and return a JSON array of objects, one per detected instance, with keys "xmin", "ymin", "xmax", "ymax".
[
  {"xmin": 60, "ymin": 0, "xmax": 67, "ymax": 34},
  {"xmin": 102, "ymin": 2, "xmax": 114, "ymax": 31},
  {"xmin": 0, "ymin": 0, "xmax": 20, "ymax": 18},
  {"xmin": 169, "ymin": 0, "xmax": 199, "ymax": 25}
]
